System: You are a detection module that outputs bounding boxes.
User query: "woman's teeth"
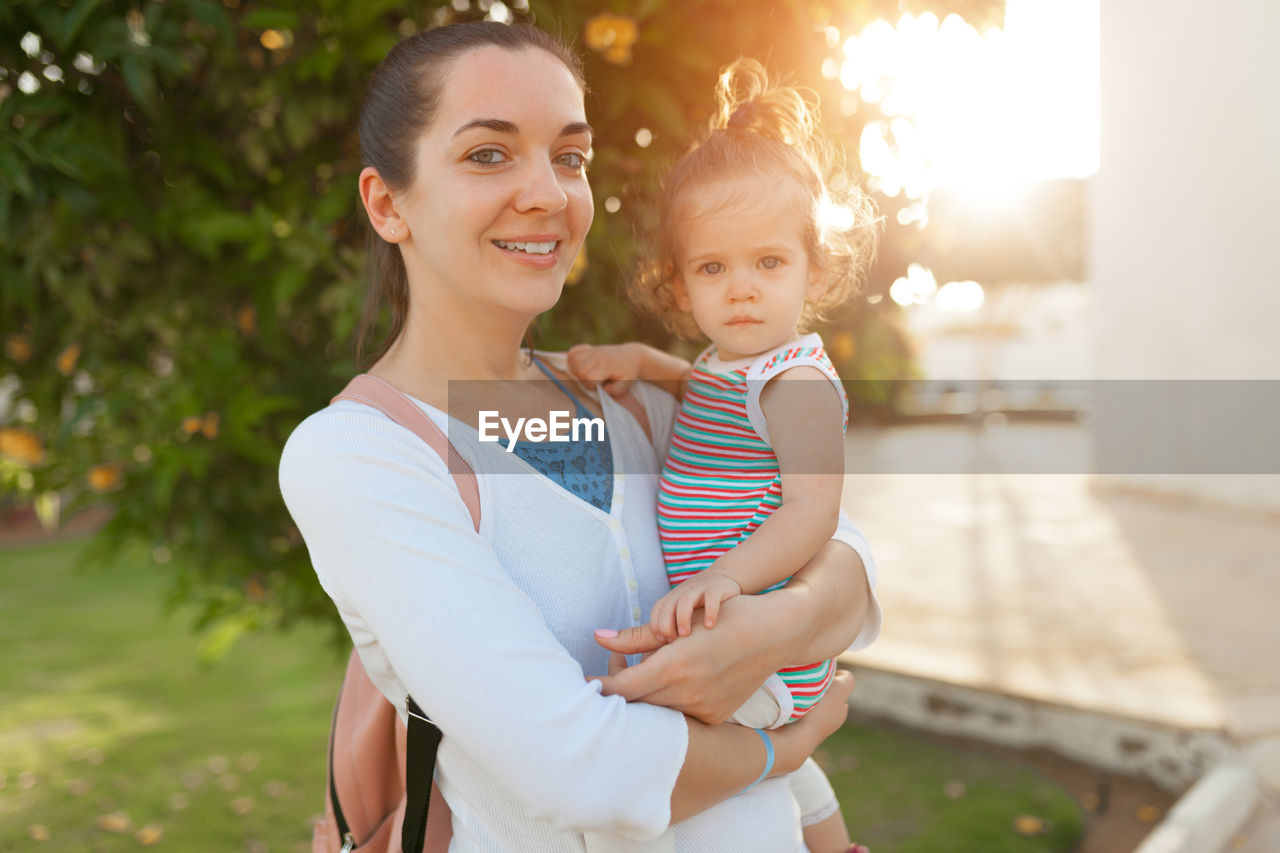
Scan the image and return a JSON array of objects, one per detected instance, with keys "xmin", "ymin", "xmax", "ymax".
[{"xmin": 495, "ymin": 240, "xmax": 556, "ymax": 255}]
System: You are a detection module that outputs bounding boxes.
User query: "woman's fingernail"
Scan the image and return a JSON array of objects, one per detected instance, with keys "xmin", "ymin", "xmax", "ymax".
[{"xmin": 594, "ymin": 628, "xmax": 619, "ymax": 638}]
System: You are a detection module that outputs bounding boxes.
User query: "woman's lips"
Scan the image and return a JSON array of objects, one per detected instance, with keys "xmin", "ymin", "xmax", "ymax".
[{"xmin": 493, "ymin": 238, "xmax": 561, "ymax": 269}]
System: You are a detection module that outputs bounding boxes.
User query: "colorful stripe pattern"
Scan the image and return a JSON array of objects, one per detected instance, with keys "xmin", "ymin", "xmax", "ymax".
[{"xmin": 658, "ymin": 341, "xmax": 845, "ymax": 720}]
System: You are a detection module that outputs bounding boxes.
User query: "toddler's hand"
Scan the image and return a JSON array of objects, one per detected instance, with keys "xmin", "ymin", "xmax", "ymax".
[
  {"xmin": 651, "ymin": 572, "xmax": 742, "ymax": 640},
  {"xmin": 567, "ymin": 343, "xmax": 641, "ymax": 398}
]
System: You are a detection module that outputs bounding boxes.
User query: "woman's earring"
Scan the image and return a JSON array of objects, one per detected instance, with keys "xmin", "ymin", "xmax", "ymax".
[{"xmin": 390, "ymin": 227, "xmax": 397, "ymax": 235}]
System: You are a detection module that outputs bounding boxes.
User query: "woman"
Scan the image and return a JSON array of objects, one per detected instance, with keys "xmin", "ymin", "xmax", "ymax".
[{"xmin": 279, "ymin": 21, "xmax": 880, "ymax": 851}]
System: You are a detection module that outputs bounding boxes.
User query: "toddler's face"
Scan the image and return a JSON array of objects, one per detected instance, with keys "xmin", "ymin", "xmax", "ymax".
[{"xmin": 672, "ymin": 178, "xmax": 825, "ymax": 361}]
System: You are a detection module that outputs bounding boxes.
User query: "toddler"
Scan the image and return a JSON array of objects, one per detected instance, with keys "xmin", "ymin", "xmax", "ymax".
[{"xmin": 570, "ymin": 58, "xmax": 876, "ymax": 853}]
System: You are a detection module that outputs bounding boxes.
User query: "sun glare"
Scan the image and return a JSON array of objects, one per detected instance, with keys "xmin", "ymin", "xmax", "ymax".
[{"xmin": 841, "ymin": 0, "xmax": 1099, "ymax": 203}]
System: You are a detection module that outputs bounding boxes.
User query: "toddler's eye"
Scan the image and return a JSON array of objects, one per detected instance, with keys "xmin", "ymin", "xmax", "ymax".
[
  {"xmin": 469, "ymin": 149, "xmax": 508, "ymax": 165},
  {"xmin": 700, "ymin": 262, "xmax": 724, "ymax": 275},
  {"xmin": 759, "ymin": 256, "xmax": 782, "ymax": 270},
  {"xmin": 556, "ymin": 151, "xmax": 588, "ymax": 171}
]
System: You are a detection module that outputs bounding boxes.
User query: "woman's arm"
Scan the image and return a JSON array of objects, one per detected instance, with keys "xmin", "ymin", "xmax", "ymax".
[
  {"xmin": 594, "ymin": 536, "xmax": 873, "ymax": 724},
  {"xmin": 670, "ymin": 669, "xmax": 854, "ymax": 823}
]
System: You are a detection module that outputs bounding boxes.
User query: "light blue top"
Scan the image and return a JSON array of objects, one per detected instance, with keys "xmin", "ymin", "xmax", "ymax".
[{"xmin": 497, "ymin": 356, "xmax": 613, "ymax": 513}]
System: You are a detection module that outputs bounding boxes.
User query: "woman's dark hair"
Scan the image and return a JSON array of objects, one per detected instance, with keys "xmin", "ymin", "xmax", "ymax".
[{"xmin": 355, "ymin": 22, "xmax": 584, "ymax": 366}]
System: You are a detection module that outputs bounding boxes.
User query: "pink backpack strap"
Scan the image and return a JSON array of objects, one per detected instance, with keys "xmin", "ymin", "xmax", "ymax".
[{"xmin": 332, "ymin": 374, "xmax": 480, "ymax": 532}]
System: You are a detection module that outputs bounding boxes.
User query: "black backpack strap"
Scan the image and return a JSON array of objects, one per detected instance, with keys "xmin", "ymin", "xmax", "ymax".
[
  {"xmin": 327, "ymin": 686, "xmax": 440, "ymax": 853},
  {"xmin": 327, "ymin": 669, "xmax": 355, "ymax": 851},
  {"xmin": 402, "ymin": 696, "xmax": 442, "ymax": 853}
]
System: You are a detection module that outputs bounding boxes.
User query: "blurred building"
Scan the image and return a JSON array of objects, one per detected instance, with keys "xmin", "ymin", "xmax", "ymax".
[{"xmin": 1091, "ymin": 0, "xmax": 1280, "ymax": 510}]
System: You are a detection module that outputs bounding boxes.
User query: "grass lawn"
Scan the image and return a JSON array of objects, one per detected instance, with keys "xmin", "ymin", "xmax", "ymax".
[{"xmin": 1, "ymin": 539, "xmax": 1083, "ymax": 851}]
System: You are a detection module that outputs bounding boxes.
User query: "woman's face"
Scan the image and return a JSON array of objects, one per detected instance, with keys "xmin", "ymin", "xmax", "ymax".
[{"xmin": 394, "ymin": 46, "xmax": 593, "ymax": 323}]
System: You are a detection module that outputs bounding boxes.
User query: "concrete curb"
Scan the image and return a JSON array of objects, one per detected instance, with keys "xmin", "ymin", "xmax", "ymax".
[
  {"xmin": 839, "ymin": 661, "xmax": 1277, "ymax": 852},
  {"xmin": 840, "ymin": 661, "xmax": 1231, "ymax": 791},
  {"xmin": 1133, "ymin": 757, "xmax": 1256, "ymax": 853}
]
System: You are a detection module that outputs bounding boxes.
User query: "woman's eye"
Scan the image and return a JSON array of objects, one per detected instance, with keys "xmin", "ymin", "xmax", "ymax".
[
  {"xmin": 468, "ymin": 149, "xmax": 508, "ymax": 165},
  {"xmin": 556, "ymin": 151, "xmax": 588, "ymax": 171},
  {"xmin": 759, "ymin": 256, "xmax": 782, "ymax": 270},
  {"xmin": 700, "ymin": 262, "xmax": 724, "ymax": 275}
]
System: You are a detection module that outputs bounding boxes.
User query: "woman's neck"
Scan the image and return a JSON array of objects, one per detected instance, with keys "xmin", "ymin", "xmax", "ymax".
[{"xmin": 370, "ymin": 300, "xmax": 538, "ymax": 407}]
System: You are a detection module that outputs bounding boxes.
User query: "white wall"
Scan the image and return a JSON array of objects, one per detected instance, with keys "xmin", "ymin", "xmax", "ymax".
[{"xmin": 1091, "ymin": 0, "xmax": 1280, "ymax": 509}]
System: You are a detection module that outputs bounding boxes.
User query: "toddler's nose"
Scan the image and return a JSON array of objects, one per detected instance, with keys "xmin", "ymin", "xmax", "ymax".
[{"xmin": 727, "ymin": 275, "xmax": 758, "ymax": 301}]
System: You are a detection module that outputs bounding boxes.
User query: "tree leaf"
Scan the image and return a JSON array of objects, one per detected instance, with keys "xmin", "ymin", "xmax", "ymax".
[
  {"xmin": 120, "ymin": 54, "xmax": 158, "ymax": 114},
  {"xmin": 59, "ymin": 0, "xmax": 109, "ymax": 50},
  {"xmin": 242, "ymin": 9, "xmax": 301, "ymax": 30}
]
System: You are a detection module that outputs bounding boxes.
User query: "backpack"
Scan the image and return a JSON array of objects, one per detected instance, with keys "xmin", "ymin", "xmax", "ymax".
[{"xmin": 313, "ymin": 371, "xmax": 650, "ymax": 853}]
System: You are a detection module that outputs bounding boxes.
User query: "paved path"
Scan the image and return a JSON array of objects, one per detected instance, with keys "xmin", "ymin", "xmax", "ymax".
[{"xmin": 836, "ymin": 424, "xmax": 1280, "ymax": 849}]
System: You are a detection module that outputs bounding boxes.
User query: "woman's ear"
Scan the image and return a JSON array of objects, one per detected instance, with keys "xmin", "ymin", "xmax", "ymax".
[
  {"xmin": 359, "ymin": 166, "xmax": 405, "ymax": 243},
  {"xmin": 672, "ymin": 276, "xmax": 692, "ymax": 312}
]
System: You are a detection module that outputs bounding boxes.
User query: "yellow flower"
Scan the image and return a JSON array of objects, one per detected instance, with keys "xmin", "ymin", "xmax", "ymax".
[
  {"xmin": 583, "ymin": 13, "xmax": 615, "ymax": 50},
  {"xmin": 259, "ymin": 29, "xmax": 287, "ymax": 51},
  {"xmin": 236, "ymin": 305, "xmax": 257, "ymax": 336},
  {"xmin": 135, "ymin": 824, "xmax": 164, "ymax": 846},
  {"xmin": 95, "ymin": 811, "xmax": 131, "ymax": 833},
  {"xmin": 566, "ymin": 245, "xmax": 588, "ymax": 285},
  {"xmin": 584, "ymin": 13, "xmax": 638, "ymax": 64},
  {"xmin": 0, "ymin": 427, "xmax": 44, "ymax": 465},
  {"xmin": 1012, "ymin": 814, "xmax": 1046, "ymax": 836},
  {"xmin": 245, "ymin": 575, "xmax": 267, "ymax": 602},
  {"xmin": 182, "ymin": 416, "xmax": 203, "ymax": 435},
  {"xmin": 5, "ymin": 335, "xmax": 32, "ymax": 362},
  {"xmin": 201, "ymin": 412, "xmax": 220, "ymax": 439},
  {"xmin": 831, "ymin": 332, "xmax": 856, "ymax": 363},
  {"xmin": 87, "ymin": 464, "xmax": 122, "ymax": 491},
  {"xmin": 56, "ymin": 343, "xmax": 81, "ymax": 375}
]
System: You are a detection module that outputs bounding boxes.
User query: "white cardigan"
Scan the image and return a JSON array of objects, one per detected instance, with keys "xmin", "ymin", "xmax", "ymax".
[{"xmin": 279, "ymin": 364, "xmax": 881, "ymax": 852}]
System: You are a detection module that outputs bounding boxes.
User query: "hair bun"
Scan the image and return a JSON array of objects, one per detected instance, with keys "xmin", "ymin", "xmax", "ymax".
[
  {"xmin": 727, "ymin": 102, "xmax": 755, "ymax": 129},
  {"xmin": 712, "ymin": 57, "xmax": 819, "ymax": 148}
]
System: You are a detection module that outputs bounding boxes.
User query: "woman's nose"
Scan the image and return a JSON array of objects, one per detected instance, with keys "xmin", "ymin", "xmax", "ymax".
[{"xmin": 514, "ymin": 160, "xmax": 568, "ymax": 214}]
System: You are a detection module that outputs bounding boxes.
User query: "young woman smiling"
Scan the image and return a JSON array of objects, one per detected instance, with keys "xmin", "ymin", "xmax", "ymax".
[{"xmin": 279, "ymin": 21, "xmax": 879, "ymax": 852}]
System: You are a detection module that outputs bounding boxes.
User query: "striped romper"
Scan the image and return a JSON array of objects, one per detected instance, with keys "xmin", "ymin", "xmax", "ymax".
[{"xmin": 658, "ymin": 332, "xmax": 849, "ymax": 725}]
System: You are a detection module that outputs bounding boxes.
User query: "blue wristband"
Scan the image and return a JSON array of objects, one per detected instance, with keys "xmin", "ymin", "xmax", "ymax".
[{"xmin": 739, "ymin": 727, "xmax": 775, "ymax": 795}]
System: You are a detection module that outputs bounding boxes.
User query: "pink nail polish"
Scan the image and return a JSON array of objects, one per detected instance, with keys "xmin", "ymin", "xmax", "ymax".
[{"xmin": 594, "ymin": 628, "xmax": 619, "ymax": 638}]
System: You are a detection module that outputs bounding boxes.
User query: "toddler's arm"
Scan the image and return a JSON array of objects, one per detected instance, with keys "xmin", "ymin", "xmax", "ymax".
[
  {"xmin": 653, "ymin": 366, "xmax": 845, "ymax": 638},
  {"xmin": 567, "ymin": 342, "xmax": 691, "ymax": 399}
]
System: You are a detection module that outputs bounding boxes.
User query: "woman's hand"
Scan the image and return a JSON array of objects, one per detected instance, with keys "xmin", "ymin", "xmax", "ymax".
[
  {"xmin": 594, "ymin": 539, "xmax": 871, "ymax": 724},
  {"xmin": 593, "ymin": 592, "xmax": 797, "ymax": 725},
  {"xmin": 666, "ymin": 669, "xmax": 855, "ymax": 824},
  {"xmin": 767, "ymin": 669, "xmax": 855, "ymax": 776}
]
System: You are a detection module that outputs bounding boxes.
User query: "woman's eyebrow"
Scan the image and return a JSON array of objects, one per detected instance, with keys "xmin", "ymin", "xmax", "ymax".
[
  {"xmin": 452, "ymin": 119, "xmax": 593, "ymax": 139},
  {"xmin": 453, "ymin": 118, "xmax": 517, "ymax": 138}
]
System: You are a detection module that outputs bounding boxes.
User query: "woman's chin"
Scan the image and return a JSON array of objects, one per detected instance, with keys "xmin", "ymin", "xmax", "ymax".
[{"xmin": 496, "ymin": 284, "xmax": 566, "ymax": 324}]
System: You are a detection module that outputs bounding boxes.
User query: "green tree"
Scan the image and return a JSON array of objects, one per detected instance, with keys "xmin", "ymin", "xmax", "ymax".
[{"xmin": 1, "ymin": 0, "xmax": 995, "ymax": 653}]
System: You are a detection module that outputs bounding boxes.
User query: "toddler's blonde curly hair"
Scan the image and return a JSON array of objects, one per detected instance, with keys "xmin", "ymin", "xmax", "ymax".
[{"xmin": 631, "ymin": 58, "xmax": 879, "ymax": 340}]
